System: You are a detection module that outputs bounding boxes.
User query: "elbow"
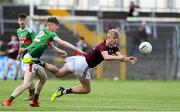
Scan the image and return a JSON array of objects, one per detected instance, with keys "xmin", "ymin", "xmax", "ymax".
[{"xmin": 59, "ymin": 40, "xmax": 65, "ymax": 46}]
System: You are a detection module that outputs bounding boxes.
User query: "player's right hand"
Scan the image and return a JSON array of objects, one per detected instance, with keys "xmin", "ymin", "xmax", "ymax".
[{"xmin": 127, "ymin": 56, "xmax": 138, "ymax": 64}]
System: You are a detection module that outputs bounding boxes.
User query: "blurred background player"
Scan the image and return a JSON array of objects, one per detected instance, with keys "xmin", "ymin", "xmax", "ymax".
[
  {"xmin": 127, "ymin": 1, "xmax": 140, "ymax": 17},
  {"xmin": 73, "ymin": 36, "xmax": 88, "ymax": 56},
  {"xmin": 31, "ymin": 29, "xmax": 137, "ymax": 101},
  {"xmin": 3, "ymin": 35, "xmax": 20, "ymax": 80}
]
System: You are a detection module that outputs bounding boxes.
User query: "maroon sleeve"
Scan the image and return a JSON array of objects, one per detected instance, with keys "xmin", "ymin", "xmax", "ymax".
[
  {"xmin": 7, "ymin": 43, "xmax": 11, "ymax": 49},
  {"xmin": 98, "ymin": 42, "xmax": 107, "ymax": 52}
]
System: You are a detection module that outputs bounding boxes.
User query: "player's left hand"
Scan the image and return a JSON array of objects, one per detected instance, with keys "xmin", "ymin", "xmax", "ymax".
[{"xmin": 127, "ymin": 56, "xmax": 137, "ymax": 64}]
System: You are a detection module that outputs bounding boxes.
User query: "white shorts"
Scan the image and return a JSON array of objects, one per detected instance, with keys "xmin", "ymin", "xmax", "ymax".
[
  {"xmin": 22, "ymin": 53, "xmax": 40, "ymax": 73},
  {"xmin": 65, "ymin": 56, "xmax": 90, "ymax": 79},
  {"xmin": 8, "ymin": 58, "xmax": 20, "ymax": 66}
]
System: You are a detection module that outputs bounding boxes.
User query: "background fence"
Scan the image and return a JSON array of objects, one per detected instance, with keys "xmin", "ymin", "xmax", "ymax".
[{"xmin": 0, "ymin": 3, "xmax": 180, "ymax": 80}]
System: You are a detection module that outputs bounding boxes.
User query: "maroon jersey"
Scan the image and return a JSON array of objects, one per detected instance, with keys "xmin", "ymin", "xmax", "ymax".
[
  {"xmin": 85, "ymin": 41, "xmax": 119, "ymax": 68},
  {"xmin": 8, "ymin": 41, "xmax": 19, "ymax": 59}
]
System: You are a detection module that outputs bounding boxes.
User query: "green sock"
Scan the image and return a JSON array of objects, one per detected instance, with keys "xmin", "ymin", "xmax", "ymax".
[
  {"xmin": 34, "ymin": 94, "xmax": 39, "ymax": 100},
  {"xmin": 9, "ymin": 96, "xmax": 15, "ymax": 101},
  {"xmin": 29, "ymin": 89, "xmax": 35, "ymax": 96}
]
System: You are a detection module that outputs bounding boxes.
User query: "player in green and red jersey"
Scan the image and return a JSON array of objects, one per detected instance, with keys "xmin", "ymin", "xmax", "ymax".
[
  {"xmin": 2, "ymin": 17, "xmax": 85, "ymax": 107},
  {"xmin": 2, "ymin": 13, "xmax": 47, "ymax": 107},
  {"xmin": 16, "ymin": 13, "xmax": 36, "ymax": 100}
]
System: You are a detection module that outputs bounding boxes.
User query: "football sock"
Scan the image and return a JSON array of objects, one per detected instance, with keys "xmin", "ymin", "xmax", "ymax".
[
  {"xmin": 63, "ymin": 88, "xmax": 72, "ymax": 94},
  {"xmin": 9, "ymin": 96, "xmax": 15, "ymax": 101},
  {"xmin": 34, "ymin": 94, "xmax": 39, "ymax": 100},
  {"xmin": 29, "ymin": 89, "xmax": 35, "ymax": 96}
]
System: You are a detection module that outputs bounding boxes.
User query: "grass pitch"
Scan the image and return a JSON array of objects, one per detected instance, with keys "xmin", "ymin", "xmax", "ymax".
[{"xmin": 1, "ymin": 79, "xmax": 180, "ymax": 111}]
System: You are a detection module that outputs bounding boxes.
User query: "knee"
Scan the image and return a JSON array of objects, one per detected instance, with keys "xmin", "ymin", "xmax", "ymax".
[
  {"xmin": 54, "ymin": 70, "xmax": 62, "ymax": 78},
  {"xmin": 84, "ymin": 87, "xmax": 91, "ymax": 94},
  {"xmin": 40, "ymin": 77, "xmax": 47, "ymax": 84},
  {"xmin": 53, "ymin": 69, "xmax": 59, "ymax": 75},
  {"xmin": 23, "ymin": 82, "xmax": 32, "ymax": 89}
]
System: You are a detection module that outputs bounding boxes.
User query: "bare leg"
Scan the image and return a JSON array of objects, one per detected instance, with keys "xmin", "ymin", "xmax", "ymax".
[
  {"xmin": 48, "ymin": 63, "xmax": 91, "ymax": 93},
  {"xmin": 35, "ymin": 67, "xmax": 48, "ymax": 94},
  {"xmin": 70, "ymin": 76, "xmax": 91, "ymax": 94},
  {"xmin": 44, "ymin": 63, "xmax": 59, "ymax": 74},
  {"xmin": 21, "ymin": 70, "xmax": 35, "ymax": 100},
  {"xmin": 4, "ymin": 63, "xmax": 12, "ymax": 79},
  {"xmin": 14, "ymin": 64, "xmax": 20, "ymax": 80},
  {"xmin": 30, "ymin": 66, "xmax": 48, "ymax": 106},
  {"xmin": 44, "ymin": 63, "xmax": 72, "ymax": 78},
  {"xmin": 11, "ymin": 71, "xmax": 33, "ymax": 97},
  {"xmin": 51, "ymin": 76, "xmax": 90, "ymax": 101},
  {"xmin": 51, "ymin": 67, "xmax": 91, "ymax": 101}
]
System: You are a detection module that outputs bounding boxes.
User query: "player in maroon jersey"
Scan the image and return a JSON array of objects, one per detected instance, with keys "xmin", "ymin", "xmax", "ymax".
[
  {"xmin": 34, "ymin": 29, "xmax": 137, "ymax": 101},
  {"xmin": 3, "ymin": 35, "xmax": 20, "ymax": 80}
]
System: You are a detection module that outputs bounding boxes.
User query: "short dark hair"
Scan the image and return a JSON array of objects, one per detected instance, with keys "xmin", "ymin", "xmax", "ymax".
[
  {"xmin": 18, "ymin": 13, "xmax": 27, "ymax": 19},
  {"xmin": 46, "ymin": 17, "xmax": 60, "ymax": 25}
]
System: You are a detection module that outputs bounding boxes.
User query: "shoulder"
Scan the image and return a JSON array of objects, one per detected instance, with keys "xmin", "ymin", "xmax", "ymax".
[
  {"xmin": 97, "ymin": 41, "xmax": 106, "ymax": 48},
  {"xmin": 26, "ymin": 27, "xmax": 34, "ymax": 33},
  {"xmin": 48, "ymin": 31, "xmax": 58, "ymax": 37},
  {"xmin": 95, "ymin": 41, "xmax": 107, "ymax": 51},
  {"xmin": 17, "ymin": 28, "xmax": 20, "ymax": 33},
  {"xmin": 8, "ymin": 42, "xmax": 12, "ymax": 46},
  {"xmin": 49, "ymin": 31, "xmax": 57, "ymax": 35}
]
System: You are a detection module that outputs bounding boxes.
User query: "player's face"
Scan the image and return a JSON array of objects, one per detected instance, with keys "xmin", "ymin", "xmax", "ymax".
[
  {"xmin": 18, "ymin": 18, "xmax": 26, "ymax": 28},
  {"xmin": 11, "ymin": 35, "xmax": 17, "ymax": 41},
  {"xmin": 53, "ymin": 23, "xmax": 59, "ymax": 32},
  {"xmin": 48, "ymin": 22, "xmax": 59, "ymax": 32},
  {"xmin": 108, "ymin": 35, "xmax": 119, "ymax": 46}
]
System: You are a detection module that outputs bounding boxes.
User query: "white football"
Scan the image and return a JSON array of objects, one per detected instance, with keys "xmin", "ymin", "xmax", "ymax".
[{"xmin": 139, "ymin": 42, "xmax": 152, "ymax": 54}]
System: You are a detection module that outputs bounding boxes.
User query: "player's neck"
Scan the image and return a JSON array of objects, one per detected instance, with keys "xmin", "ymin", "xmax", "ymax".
[
  {"xmin": 20, "ymin": 26, "xmax": 26, "ymax": 30},
  {"xmin": 105, "ymin": 40, "xmax": 115, "ymax": 48},
  {"xmin": 105, "ymin": 40, "xmax": 111, "ymax": 47}
]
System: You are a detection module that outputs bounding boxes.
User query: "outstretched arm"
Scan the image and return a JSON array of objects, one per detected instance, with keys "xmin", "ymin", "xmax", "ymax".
[
  {"xmin": 49, "ymin": 42, "xmax": 67, "ymax": 58},
  {"xmin": 101, "ymin": 51, "xmax": 137, "ymax": 64},
  {"xmin": 53, "ymin": 37, "xmax": 86, "ymax": 55},
  {"xmin": 115, "ymin": 51, "xmax": 137, "ymax": 64}
]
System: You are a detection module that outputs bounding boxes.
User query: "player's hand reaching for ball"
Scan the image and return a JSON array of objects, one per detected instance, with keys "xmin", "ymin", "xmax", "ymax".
[{"xmin": 127, "ymin": 56, "xmax": 137, "ymax": 64}]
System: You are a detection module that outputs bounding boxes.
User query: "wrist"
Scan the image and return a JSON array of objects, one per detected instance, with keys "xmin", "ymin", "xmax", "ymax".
[
  {"xmin": 124, "ymin": 57, "xmax": 129, "ymax": 61},
  {"xmin": 121, "ymin": 56, "xmax": 128, "ymax": 62}
]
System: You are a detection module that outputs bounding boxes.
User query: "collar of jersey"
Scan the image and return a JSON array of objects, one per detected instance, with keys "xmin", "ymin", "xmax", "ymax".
[{"xmin": 19, "ymin": 26, "xmax": 28, "ymax": 31}]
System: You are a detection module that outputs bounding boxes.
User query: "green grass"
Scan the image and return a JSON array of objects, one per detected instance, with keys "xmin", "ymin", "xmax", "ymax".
[{"xmin": 1, "ymin": 79, "xmax": 180, "ymax": 111}]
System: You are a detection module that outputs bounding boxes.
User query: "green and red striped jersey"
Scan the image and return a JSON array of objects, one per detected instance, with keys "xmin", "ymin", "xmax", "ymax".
[{"xmin": 17, "ymin": 27, "xmax": 36, "ymax": 48}]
